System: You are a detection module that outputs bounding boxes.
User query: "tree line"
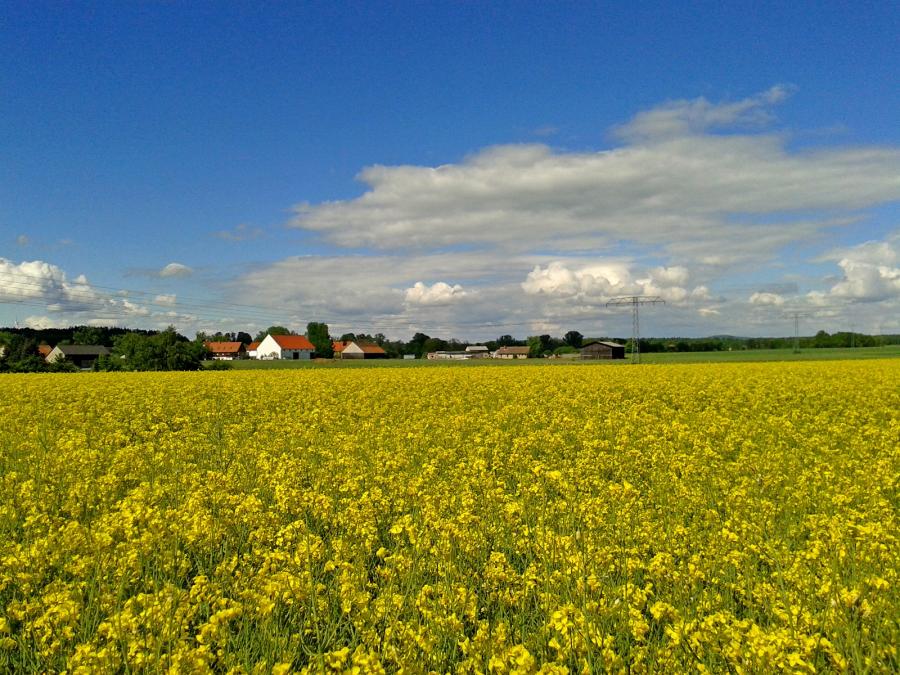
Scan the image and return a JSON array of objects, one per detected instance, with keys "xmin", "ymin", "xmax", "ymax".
[
  {"xmin": 0, "ymin": 327, "xmax": 206, "ymax": 373},
  {"xmin": 2, "ymin": 324, "xmax": 898, "ymax": 373}
]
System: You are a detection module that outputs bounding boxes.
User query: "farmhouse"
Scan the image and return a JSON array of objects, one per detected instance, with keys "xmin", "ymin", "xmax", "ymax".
[
  {"xmin": 580, "ymin": 341, "xmax": 626, "ymax": 360},
  {"xmin": 247, "ymin": 341, "xmax": 260, "ymax": 359},
  {"xmin": 493, "ymin": 346, "xmax": 530, "ymax": 359},
  {"xmin": 333, "ymin": 340, "xmax": 387, "ymax": 359},
  {"xmin": 256, "ymin": 334, "xmax": 315, "ymax": 360},
  {"xmin": 45, "ymin": 344, "xmax": 110, "ymax": 370},
  {"xmin": 203, "ymin": 341, "xmax": 247, "ymax": 360},
  {"xmin": 465, "ymin": 345, "xmax": 490, "ymax": 358}
]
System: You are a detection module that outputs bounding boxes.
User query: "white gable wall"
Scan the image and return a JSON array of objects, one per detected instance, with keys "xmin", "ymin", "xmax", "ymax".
[{"xmin": 256, "ymin": 334, "xmax": 312, "ymax": 360}]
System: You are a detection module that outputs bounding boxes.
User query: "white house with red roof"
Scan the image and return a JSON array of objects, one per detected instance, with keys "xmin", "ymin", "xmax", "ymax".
[
  {"xmin": 246, "ymin": 341, "xmax": 261, "ymax": 359},
  {"xmin": 257, "ymin": 333, "xmax": 315, "ymax": 360}
]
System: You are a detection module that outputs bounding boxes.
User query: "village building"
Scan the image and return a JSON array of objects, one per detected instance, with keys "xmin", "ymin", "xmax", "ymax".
[
  {"xmin": 333, "ymin": 340, "xmax": 387, "ymax": 359},
  {"xmin": 580, "ymin": 341, "xmax": 627, "ymax": 360},
  {"xmin": 203, "ymin": 341, "xmax": 247, "ymax": 360},
  {"xmin": 465, "ymin": 345, "xmax": 490, "ymax": 358},
  {"xmin": 493, "ymin": 346, "xmax": 530, "ymax": 359},
  {"xmin": 256, "ymin": 334, "xmax": 315, "ymax": 360},
  {"xmin": 45, "ymin": 344, "xmax": 110, "ymax": 370},
  {"xmin": 246, "ymin": 341, "xmax": 260, "ymax": 359},
  {"xmin": 427, "ymin": 350, "xmax": 471, "ymax": 360}
]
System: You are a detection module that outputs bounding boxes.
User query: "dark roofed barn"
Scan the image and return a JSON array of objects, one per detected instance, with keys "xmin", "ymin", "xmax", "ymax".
[
  {"xmin": 580, "ymin": 341, "xmax": 626, "ymax": 360},
  {"xmin": 45, "ymin": 344, "xmax": 111, "ymax": 370}
]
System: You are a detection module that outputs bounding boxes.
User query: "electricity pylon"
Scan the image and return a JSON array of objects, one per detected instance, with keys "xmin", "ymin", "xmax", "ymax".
[
  {"xmin": 782, "ymin": 310, "xmax": 812, "ymax": 353},
  {"xmin": 606, "ymin": 296, "xmax": 665, "ymax": 363}
]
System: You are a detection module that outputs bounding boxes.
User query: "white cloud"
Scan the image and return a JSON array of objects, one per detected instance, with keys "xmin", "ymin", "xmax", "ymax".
[
  {"xmin": 0, "ymin": 258, "xmax": 67, "ymax": 302},
  {"xmin": 749, "ymin": 292, "xmax": 786, "ymax": 306},
  {"xmin": 648, "ymin": 266, "xmax": 690, "ymax": 287},
  {"xmin": 404, "ymin": 281, "xmax": 468, "ymax": 306},
  {"xmin": 262, "ymin": 87, "xmax": 900, "ymax": 338},
  {"xmin": 24, "ymin": 315, "xmax": 63, "ymax": 329},
  {"xmin": 820, "ymin": 238, "xmax": 900, "ymax": 301},
  {"xmin": 522, "ymin": 261, "xmax": 708, "ymax": 306},
  {"xmin": 613, "ymin": 85, "xmax": 792, "ymax": 141},
  {"xmin": 159, "ymin": 262, "xmax": 193, "ymax": 278},
  {"xmin": 153, "ymin": 294, "xmax": 177, "ymax": 306},
  {"xmin": 288, "ymin": 87, "xmax": 900, "ymax": 266},
  {"xmin": 0, "ymin": 257, "xmax": 160, "ymax": 324}
]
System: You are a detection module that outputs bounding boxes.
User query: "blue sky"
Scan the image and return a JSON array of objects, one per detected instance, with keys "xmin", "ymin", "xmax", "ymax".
[{"xmin": 2, "ymin": 2, "xmax": 899, "ymax": 339}]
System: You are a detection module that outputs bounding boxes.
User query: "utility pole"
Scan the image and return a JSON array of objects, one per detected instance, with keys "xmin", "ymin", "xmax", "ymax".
[{"xmin": 606, "ymin": 296, "xmax": 665, "ymax": 364}]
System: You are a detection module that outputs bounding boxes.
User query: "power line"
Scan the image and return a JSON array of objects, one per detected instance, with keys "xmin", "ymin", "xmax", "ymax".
[{"xmin": 605, "ymin": 296, "xmax": 665, "ymax": 364}]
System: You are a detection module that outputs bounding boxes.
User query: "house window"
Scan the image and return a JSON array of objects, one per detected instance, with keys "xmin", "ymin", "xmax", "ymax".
[{"xmin": 293, "ymin": 351, "xmax": 299, "ymax": 360}]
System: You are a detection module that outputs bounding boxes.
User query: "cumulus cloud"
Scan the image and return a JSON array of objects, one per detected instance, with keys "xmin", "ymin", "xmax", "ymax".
[
  {"xmin": 159, "ymin": 262, "xmax": 193, "ymax": 278},
  {"xmin": 404, "ymin": 281, "xmax": 468, "ymax": 306},
  {"xmin": 24, "ymin": 315, "xmax": 62, "ymax": 329},
  {"xmin": 522, "ymin": 261, "xmax": 708, "ymax": 305},
  {"xmin": 0, "ymin": 258, "xmax": 102, "ymax": 309},
  {"xmin": 819, "ymin": 238, "xmax": 900, "ymax": 301},
  {"xmin": 749, "ymin": 292, "xmax": 787, "ymax": 306},
  {"xmin": 0, "ymin": 257, "xmax": 159, "ymax": 323}
]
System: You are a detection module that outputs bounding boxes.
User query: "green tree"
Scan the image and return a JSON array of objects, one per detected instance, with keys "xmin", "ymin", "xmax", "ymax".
[
  {"xmin": 110, "ymin": 328, "xmax": 207, "ymax": 371},
  {"xmin": 563, "ymin": 330, "xmax": 583, "ymax": 348},
  {"xmin": 306, "ymin": 322, "xmax": 334, "ymax": 358},
  {"xmin": 0, "ymin": 334, "xmax": 47, "ymax": 372},
  {"xmin": 527, "ymin": 334, "xmax": 553, "ymax": 358},
  {"xmin": 254, "ymin": 326, "xmax": 291, "ymax": 342},
  {"xmin": 73, "ymin": 326, "xmax": 107, "ymax": 346}
]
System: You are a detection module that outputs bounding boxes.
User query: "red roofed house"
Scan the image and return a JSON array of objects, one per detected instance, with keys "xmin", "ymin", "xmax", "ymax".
[
  {"xmin": 257, "ymin": 333, "xmax": 315, "ymax": 360},
  {"xmin": 332, "ymin": 340, "xmax": 388, "ymax": 360},
  {"xmin": 204, "ymin": 341, "xmax": 247, "ymax": 360},
  {"xmin": 246, "ymin": 341, "xmax": 261, "ymax": 359}
]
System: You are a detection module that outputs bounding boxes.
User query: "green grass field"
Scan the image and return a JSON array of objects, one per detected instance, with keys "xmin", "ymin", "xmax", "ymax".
[
  {"xmin": 638, "ymin": 345, "xmax": 900, "ymax": 363},
  {"xmin": 209, "ymin": 345, "xmax": 900, "ymax": 369}
]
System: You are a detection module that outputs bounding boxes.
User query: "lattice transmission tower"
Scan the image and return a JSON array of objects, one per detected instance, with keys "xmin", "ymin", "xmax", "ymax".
[
  {"xmin": 782, "ymin": 309, "xmax": 812, "ymax": 353},
  {"xmin": 606, "ymin": 296, "xmax": 665, "ymax": 363}
]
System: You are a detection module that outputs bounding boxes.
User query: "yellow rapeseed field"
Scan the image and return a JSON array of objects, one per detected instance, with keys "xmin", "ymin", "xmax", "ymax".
[{"xmin": 0, "ymin": 361, "xmax": 898, "ymax": 673}]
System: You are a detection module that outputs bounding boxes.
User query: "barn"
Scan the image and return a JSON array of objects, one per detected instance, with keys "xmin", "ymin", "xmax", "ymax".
[
  {"xmin": 45, "ymin": 344, "xmax": 110, "ymax": 370},
  {"xmin": 580, "ymin": 341, "xmax": 626, "ymax": 360},
  {"xmin": 333, "ymin": 340, "xmax": 388, "ymax": 359}
]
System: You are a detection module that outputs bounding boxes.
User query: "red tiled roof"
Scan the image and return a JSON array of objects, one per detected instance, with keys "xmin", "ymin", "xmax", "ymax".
[
  {"xmin": 204, "ymin": 341, "xmax": 245, "ymax": 353},
  {"xmin": 272, "ymin": 334, "xmax": 315, "ymax": 350},
  {"xmin": 332, "ymin": 340, "xmax": 385, "ymax": 354},
  {"xmin": 247, "ymin": 341, "xmax": 260, "ymax": 350},
  {"xmin": 38, "ymin": 344, "xmax": 52, "ymax": 357}
]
